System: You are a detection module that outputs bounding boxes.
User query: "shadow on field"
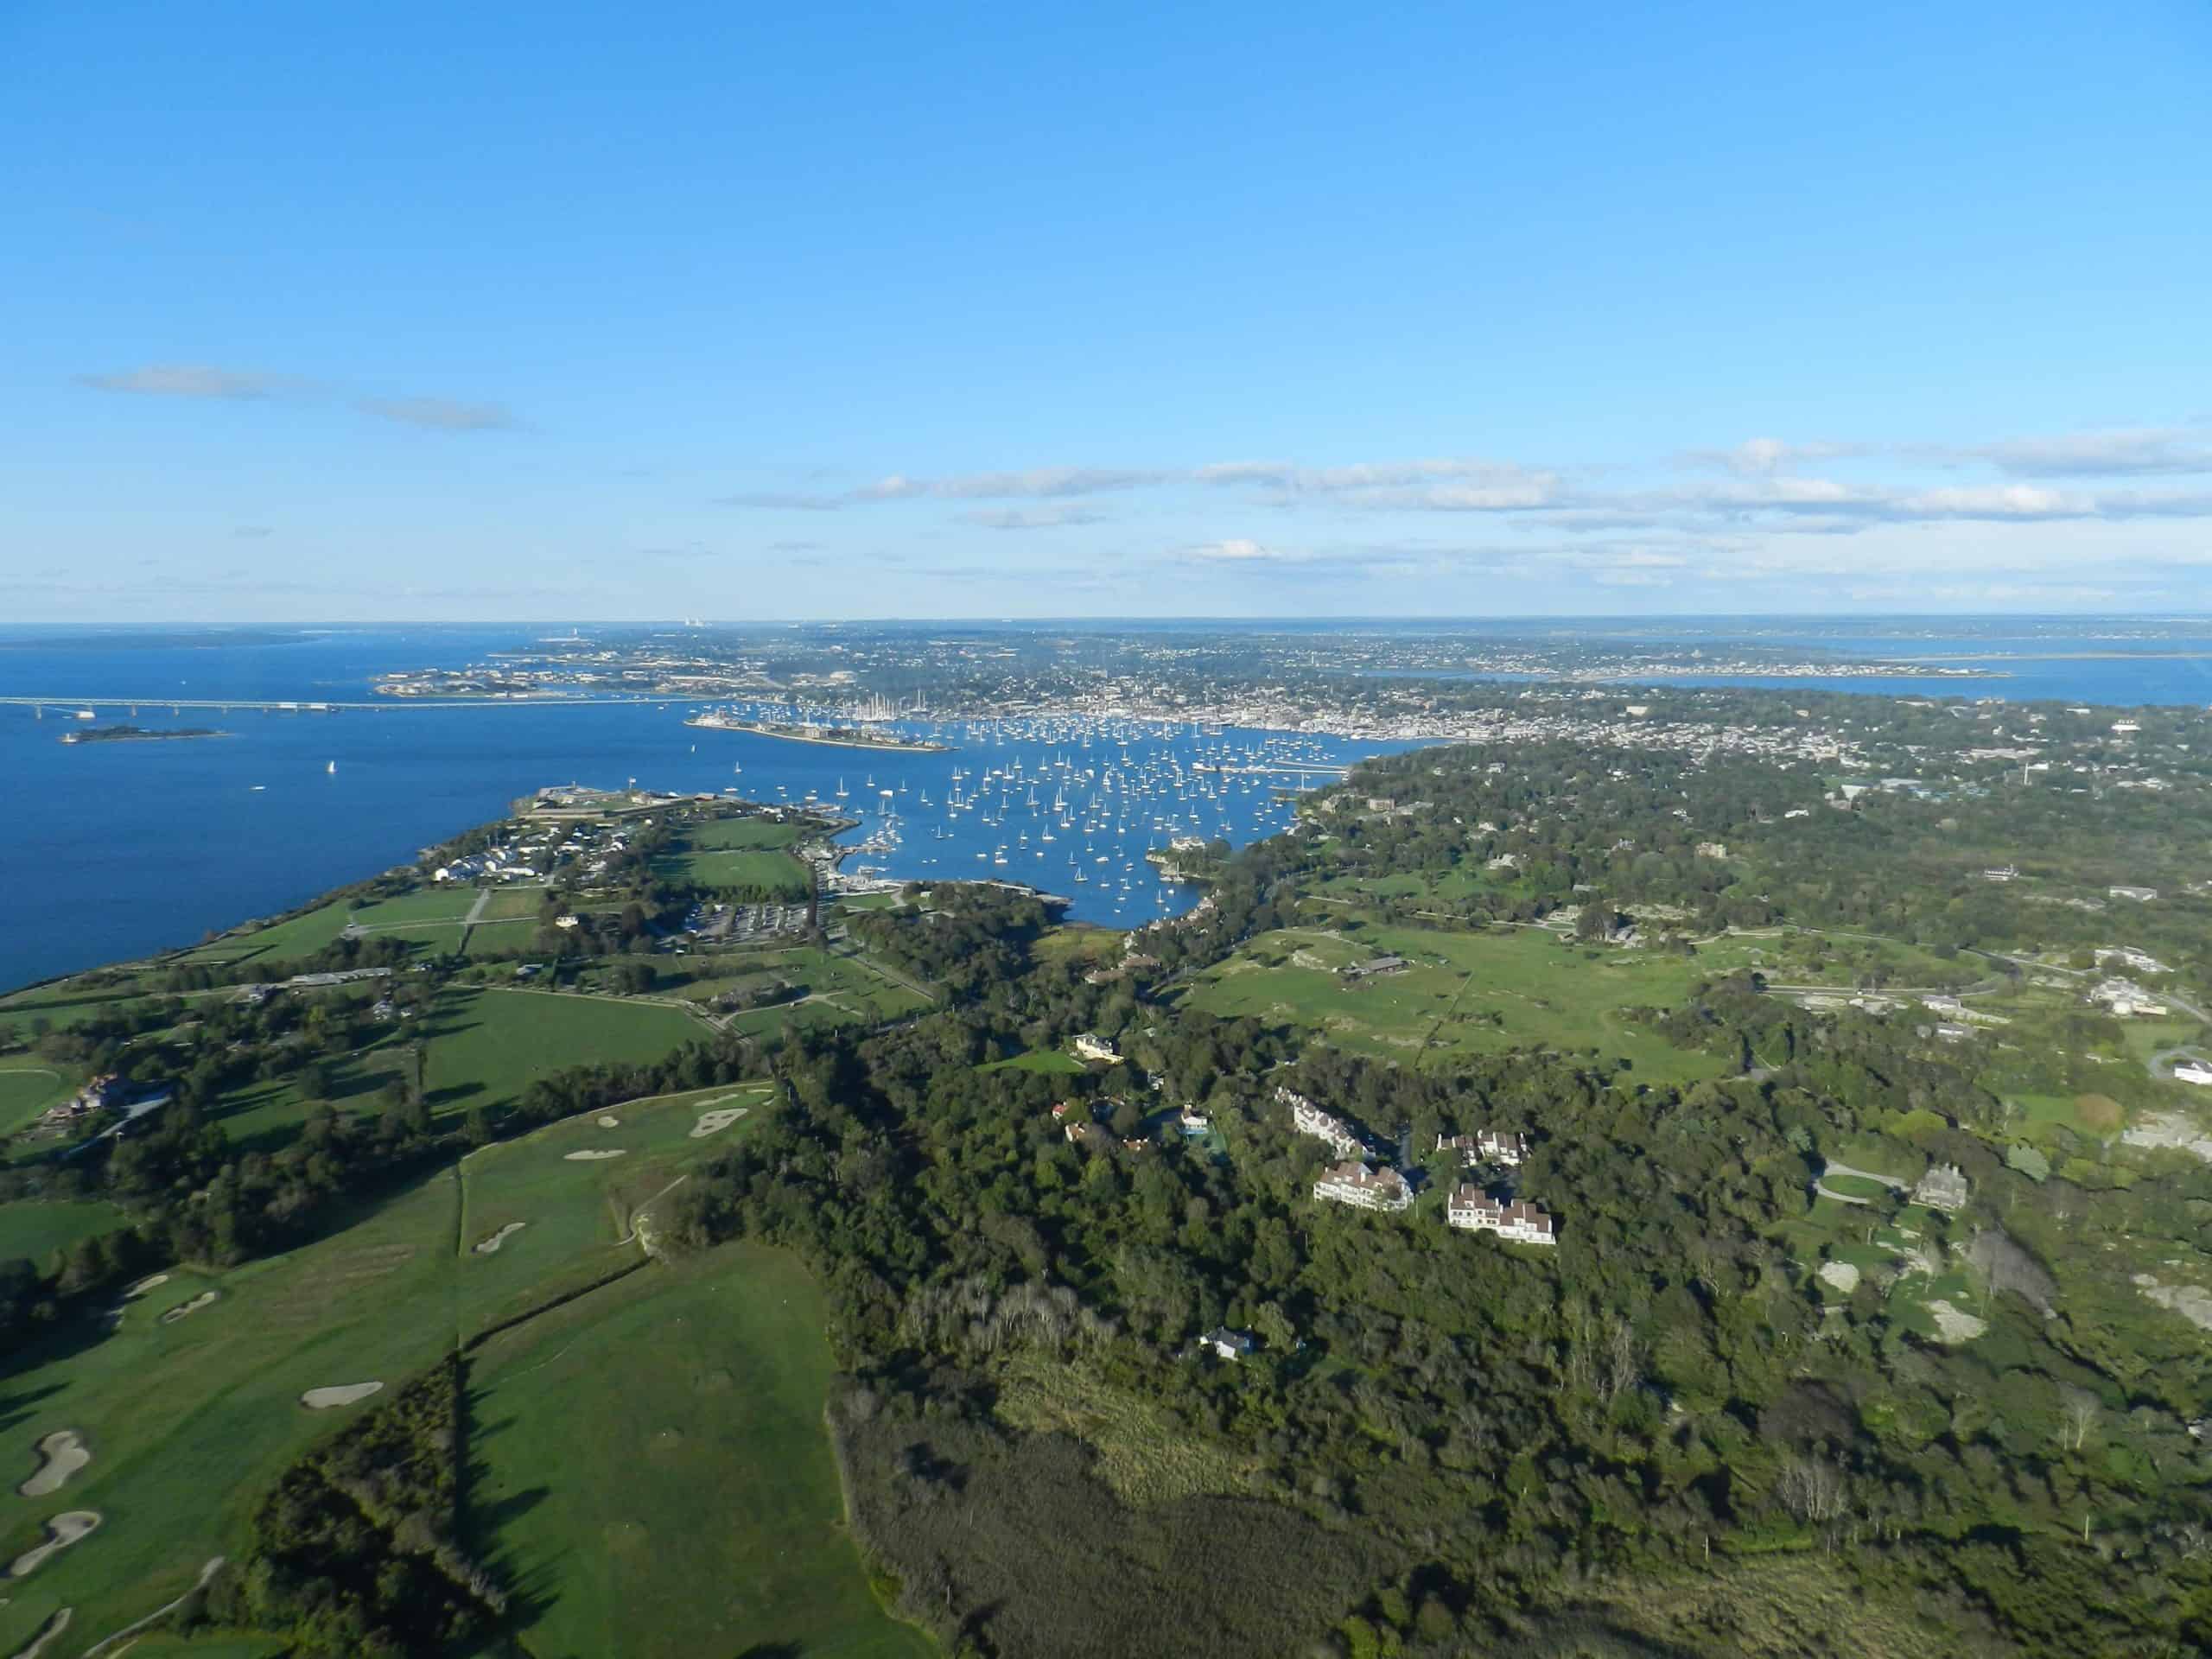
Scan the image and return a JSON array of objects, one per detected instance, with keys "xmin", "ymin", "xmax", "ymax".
[
  {"xmin": 734, "ymin": 1643, "xmax": 803, "ymax": 1659},
  {"xmin": 0, "ymin": 1380, "xmax": 69, "ymax": 1433}
]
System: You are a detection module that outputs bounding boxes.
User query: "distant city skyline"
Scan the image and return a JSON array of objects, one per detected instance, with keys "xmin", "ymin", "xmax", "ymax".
[{"xmin": 4, "ymin": 0, "xmax": 2209, "ymax": 621}]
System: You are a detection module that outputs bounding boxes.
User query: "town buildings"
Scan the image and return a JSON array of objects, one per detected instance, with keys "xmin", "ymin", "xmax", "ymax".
[
  {"xmin": 1313, "ymin": 1161, "xmax": 1412, "ymax": 1212},
  {"xmin": 1446, "ymin": 1187, "xmax": 1556, "ymax": 1244}
]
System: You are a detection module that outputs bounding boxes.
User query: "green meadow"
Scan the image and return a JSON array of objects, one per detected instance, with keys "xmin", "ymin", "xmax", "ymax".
[
  {"xmin": 418, "ymin": 988, "xmax": 708, "ymax": 1116},
  {"xmin": 467, "ymin": 1247, "xmax": 933, "ymax": 1659},
  {"xmin": 0, "ymin": 1065, "xmax": 75, "ymax": 1139},
  {"xmin": 1179, "ymin": 918, "xmax": 1728, "ymax": 1084},
  {"xmin": 654, "ymin": 816, "xmax": 812, "ymax": 898},
  {"xmin": 0, "ymin": 1199, "xmax": 132, "ymax": 1268}
]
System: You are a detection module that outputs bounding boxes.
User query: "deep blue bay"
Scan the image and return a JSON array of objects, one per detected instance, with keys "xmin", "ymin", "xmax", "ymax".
[{"xmin": 1, "ymin": 618, "xmax": 2207, "ymax": 995}]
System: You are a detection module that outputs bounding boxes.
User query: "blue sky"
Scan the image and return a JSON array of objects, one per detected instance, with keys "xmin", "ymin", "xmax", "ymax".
[{"xmin": 4, "ymin": 0, "xmax": 2209, "ymax": 620}]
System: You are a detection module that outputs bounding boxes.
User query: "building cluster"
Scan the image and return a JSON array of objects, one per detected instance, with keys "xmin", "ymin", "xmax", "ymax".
[
  {"xmin": 434, "ymin": 817, "xmax": 634, "ymax": 887},
  {"xmin": 1289, "ymin": 1089, "xmax": 1558, "ymax": 1245}
]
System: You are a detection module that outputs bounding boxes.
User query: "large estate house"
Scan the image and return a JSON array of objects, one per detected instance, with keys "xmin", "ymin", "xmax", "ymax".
[
  {"xmin": 1446, "ymin": 1187, "xmax": 1556, "ymax": 1244},
  {"xmin": 1280, "ymin": 1086, "xmax": 1365, "ymax": 1160},
  {"xmin": 1437, "ymin": 1129, "xmax": 1527, "ymax": 1167},
  {"xmin": 1313, "ymin": 1161, "xmax": 1412, "ymax": 1212}
]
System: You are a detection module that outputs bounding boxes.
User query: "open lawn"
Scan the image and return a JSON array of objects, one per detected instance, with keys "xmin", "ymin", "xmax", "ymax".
[
  {"xmin": 454, "ymin": 1083, "xmax": 770, "ymax": 1338},
  {"xmin": 1179, "ymin": 919, "xmax": 1728, "ymax": 1084},
  {"xmin": 175, "ymin": 900, "xmax": 356, "ymax": 966},
  {"xmin": 417, "ymin": 988, "xmax": 706, "ymax": 1118},
  {"xmin": 686, "ymin": 817, "xmax": 806, "ymax": 852},
  {"xmin": 981, "ymin": 1048, "xmax": 1087, "ymax": 1077},
  {"xmin": 671, "ymin": 946, "xmax": 931, "ymax": 1025},
  {"xmin": 467, "ymin": 1245, "xmax": 932, "ymax": 1659},
  {"xmin": 658, "ymin": 847, "xmax": 811, "ymax": 897},
  {"xmin": 0, "ymin": 1199, "xmax": 131, "ymax": 1269},
  {"xmin": 0, "ymin": 1066, "xmax": 75, "ymax": 1139},
  {"xmin": 0, "ymin": 983, "xmax": 151, "ymax": 1042}
]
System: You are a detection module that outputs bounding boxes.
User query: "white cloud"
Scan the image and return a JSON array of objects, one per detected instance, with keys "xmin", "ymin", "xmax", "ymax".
[
  {"xmin": 78, "ymin": 364, "xmax": 294, "ymax": 399},
  {"xmin": 359, "ymin": 396, "xmax": 517, "ymax": 431}
]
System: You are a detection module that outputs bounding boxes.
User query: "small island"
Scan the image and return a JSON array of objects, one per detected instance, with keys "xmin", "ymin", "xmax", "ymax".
[{"xmin": 58, "ymin": 724, "xmax": 226, "ymax": 746}]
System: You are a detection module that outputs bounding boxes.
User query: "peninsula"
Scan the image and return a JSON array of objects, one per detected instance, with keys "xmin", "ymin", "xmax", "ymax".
[{"xmin": 685, "ymin": 709, "xmax": 951, "ymax": 753}]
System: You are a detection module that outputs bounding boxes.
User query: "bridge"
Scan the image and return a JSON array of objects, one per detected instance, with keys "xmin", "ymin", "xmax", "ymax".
[{"xmin": 2, "ymin": 695, "xmax": 626, "ymax": 715}]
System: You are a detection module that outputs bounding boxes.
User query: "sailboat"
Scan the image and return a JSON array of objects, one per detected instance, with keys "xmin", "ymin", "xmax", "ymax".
[{"xmin": 325, "ymin": 760, "xmax": 336, "ymax": 774}]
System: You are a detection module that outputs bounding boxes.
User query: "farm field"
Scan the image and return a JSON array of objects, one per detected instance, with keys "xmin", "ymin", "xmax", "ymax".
[
  {"xmin": 0, "ymin": 1198, "xmax": 131, "ymax": 1268},
  {"xmin": 1179, "ymin": 919, "xmax": 1728, "ymax": 1084},
  {"xmin": 416, "ymin": 988, "xmax": 707, "ymax": 1117},
  {"xmin": 467, "ymin": 1244, "xmax": 933, "ymax": 1659}
]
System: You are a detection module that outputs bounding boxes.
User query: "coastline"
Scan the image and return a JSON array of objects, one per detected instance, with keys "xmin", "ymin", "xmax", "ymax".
[{"xmin": 686, "ymin": 717, "xmax": 952, "ymax": 753}]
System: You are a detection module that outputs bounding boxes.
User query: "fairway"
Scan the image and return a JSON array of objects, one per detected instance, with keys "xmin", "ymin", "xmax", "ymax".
[
  {"xmin": 1181, "ymin": 920, "xmax": 1727, "ymax": 1083},
  {"xmin": 655, "ymin": 816, "xmax": 813, "ymax": 898},
  {"xmin": 0, "ymin": 1198, "xmax": 130, "ymax": 1268},
  {"xmin": 467, "ymin": 1246, "xmax": 933, "ymax": 1659},
  {"xmin": 418, "ymin": 988, "xmax": 707, "ymax": 1116},
  {"xmin": 0, "ymin": 1175, "xmax": 465, "ymax": 1656},
  {"xmin": 455, "ymin": 1083, "xmax": 772, "ymax": 1338}
]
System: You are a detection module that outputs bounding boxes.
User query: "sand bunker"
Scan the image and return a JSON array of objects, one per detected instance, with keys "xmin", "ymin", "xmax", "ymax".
[
  {"xmin": 300, "ymin": 1382, "xmax": 384, "ymax": 1410},
  {"xmin": 1816, "ymin": 1261, "xmax": 1860, "ymax": 1294},
  {"xmin": 474, "ymin": 1222, "xmax": 527, "ymax": 1255},
  {"xmin": 17, "ymin": 1432, "xmax": 89, "ymax": 1499},
  {"xmin": 122, "ymin": 1272, "xmax": 170, "ymax": 1300},
  {"xmin": 690, "ymin": 1106, "xmax": 749, "ymax": 1139},
  {"xmin": 9, "ymin": 1606, "xmax": 71, "ymax": 1659},
  {"xmin": 8, "ymin": 1512, "xmax": 99, "ymax": 1580},
  {"xmin": 1926, "ymin": 1300, "xmax": 1988, "ymax": 1344},
  {"xmin": 159, "ymin": 1290, "xmax": 219, "ymax": 1325},
  {"xmin": 597, "ymin": 1114, "xmax": 620, "ymax": 1128},
  {"xmin": 564, "ymin": 1148, "xmax": 626, "ymax": 1161}
]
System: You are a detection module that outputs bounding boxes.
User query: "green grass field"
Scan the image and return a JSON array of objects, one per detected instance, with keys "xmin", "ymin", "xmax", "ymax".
[
  {"xmin": 981, "ymin": 1048, "xmax": 1087, "ymax": 1077},
  {"xmin": 0, "ymin": 1198, "xmax": 131, "ymax": 1268},
  {"xmin": 175, "ymin": 899, "xmax": 358, "ymax": 965},
  {"xmin": 0, "ymin": 1065, "xmax": 75, "ymax": 1139},
  {"xmin": 454, "ymin": 1083, "xmax": 771, "ymax": 1338},
  {"xmin": 467, "ymin": 1246, "xmax": 933, "ymax": 1659},
  {"xmin": 0, "ymin": 982, "xmax": 151, "ymax": 1042},
  {"xmin": 1180, "ymin": 920, "xmax": 1727, "ymax": 1084},
  {"xmin": 418, "ymin": 988, "xmax": 707, "ymax": 1116},
  {"xmin": 0, "ymin": 1176, "xmax": 467, "ymax": 1656},
  {"xmin": 0, "ymin": 1082, "xmax": 914, "ymax": 1658},
  {"xmin": 654, "ymin": 816, "xmax": 812, "ymax": 898}
]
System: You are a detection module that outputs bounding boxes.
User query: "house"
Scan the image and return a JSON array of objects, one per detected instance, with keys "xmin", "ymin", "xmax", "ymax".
[
  {"xmin": 1695, "ymin": 842, "xmax": 1728, "ymax": 859},
  {"xmin": 1437, "ymin": 1129, "xmax": 1527, "ymax": 1167},
  {"xmin": 554, "ymin": 914, "xmax": 580, "ymax": 930},
  {"xmin": 1051, "ymin": 1100, "xmax": 1077, "ymax": 1121},
  {"xmin": 1981, "ymin": 866, "xmax": 2018, "ymax": 883},
  {"xmin": 1313, "ymin": 1161, "xmax": 1412, "ymax": 1212},
  {"xmin": 1340, "ymin": 954, "xmax": 1407, "ymax": 981},
  {"xmin": 2109, "ymin": 885, "xmax": 2159, "ymax": 903},
  {"xmin": 1202, "ymin": 1327, "xmax": 1258, "ymax": 1361},
  {"xmin": 2175, "ymin": 1063, "xmax": 2212, "ymax": 1087},
  {"xmin": 1913, "ymin": 1163, "xmax": 1970, "ymax": 1212},
  {"xmin": 1281, "ymin": 1087, "xmax": 1365, "ymax": 1159},
  {"xmin": 1072, "ymin": 1033, "xmax": 1121, "ymax": 1064},
  {"xmin": 1178, "ymin": 1107, "xmax": 1212, "ymax": 1134},
  {"xmin": 1446, "ymin": 1186, "xmax": 1556, "ymax": 1244}
]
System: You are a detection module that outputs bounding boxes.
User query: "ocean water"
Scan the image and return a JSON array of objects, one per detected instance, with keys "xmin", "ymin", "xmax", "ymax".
[
  {"xmin": 1, "ymin": 619, "xmax": 2204, "ymax": 995},
  {"xmin": 0, "ymin": 627, "xmax": 1374, "ymax": 991}
]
